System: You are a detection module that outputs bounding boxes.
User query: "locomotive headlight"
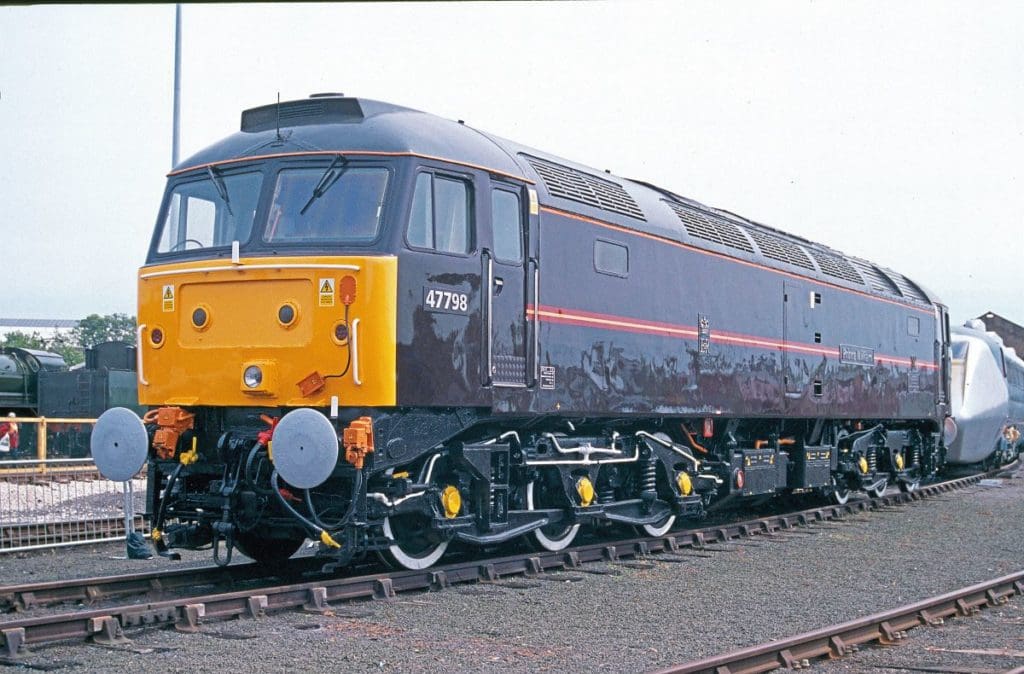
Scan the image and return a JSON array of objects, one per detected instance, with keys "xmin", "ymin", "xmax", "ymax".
[
  {"xmin": 243, "ymin": 365, "xmax": 263, "ymax": 388},
  {"xmin": 241, "ymin": 360, "xmax": 277, "ymax": 395}
]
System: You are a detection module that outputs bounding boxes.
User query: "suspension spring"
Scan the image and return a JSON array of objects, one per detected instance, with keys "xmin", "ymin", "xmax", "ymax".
[
  {"xmin": 909, "ymin": 444, "xmax": 920, "ymax": 467},
  {"xmin": 598, "ymin": 481, "xmax": 616, "ymax": 504},
  {"xmin": 868, "ymin": 448, "xmax": 878, "ymax": 473},
  {"xmin": 640, "ymin": 455, "xmax": 657, "ymax": 496}
]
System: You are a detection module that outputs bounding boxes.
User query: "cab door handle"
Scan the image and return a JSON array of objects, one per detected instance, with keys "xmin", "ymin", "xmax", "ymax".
[{"xmin": 493, "ymin": 277, "xmax": 504, "ymax": 295}]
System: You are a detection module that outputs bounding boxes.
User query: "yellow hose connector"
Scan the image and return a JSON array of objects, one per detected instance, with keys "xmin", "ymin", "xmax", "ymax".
[
  {"xmin": 320, "ymin": 530, "xmax": 341, "ymax": 549},
  {"xmin": 179, "ymin": 437, "xmax": 199, "ymax": 465}
]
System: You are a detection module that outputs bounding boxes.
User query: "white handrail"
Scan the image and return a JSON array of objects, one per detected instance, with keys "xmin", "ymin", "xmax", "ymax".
[
  {"xmin": 351, "ymin": 318, "xmax": 362, "ymax": 386},
  {"xmin": 140, "ymin": 262, "xmax": 361, "ymax": 280},
  {"xmin": 136, "ymin": 324, "xmax": 149, "ymax": 386}
]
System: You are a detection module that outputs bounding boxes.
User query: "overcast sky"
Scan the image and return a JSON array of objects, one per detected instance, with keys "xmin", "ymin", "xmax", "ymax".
[{"xmin": 1, "ymin": 2, "xmax": 1021, "ymax": 327}]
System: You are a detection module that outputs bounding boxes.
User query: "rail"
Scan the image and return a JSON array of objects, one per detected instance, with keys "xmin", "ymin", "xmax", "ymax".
[
  {"xmin": 0, "ymin": 470, "xmax": 990, "ymax": 657},
  {"xmin": 653, "ymin": 571, "xmax": 1024, "ymax": 674}
]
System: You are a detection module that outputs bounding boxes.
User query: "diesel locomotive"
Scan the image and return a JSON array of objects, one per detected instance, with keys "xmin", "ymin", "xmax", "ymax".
[{"xmin": 91, "ymin": 94, "xmax": 956, "ymax": 569}]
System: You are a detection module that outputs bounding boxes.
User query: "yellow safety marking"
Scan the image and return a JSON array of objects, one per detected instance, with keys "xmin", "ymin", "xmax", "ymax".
[
  {"xmin": 318, "ymin": 277, "xmax": 335, "ymax": 307},
  {"xmin": 441, "ymin": 485, "xmax": 462, "ymax": 519},
  {"xmin": 162, "ymin": 284, "xmax": 175, "ymax": 312},
  {"xmin": 576, "ymin": 477, "xmax": 595, "ymax": 507}
]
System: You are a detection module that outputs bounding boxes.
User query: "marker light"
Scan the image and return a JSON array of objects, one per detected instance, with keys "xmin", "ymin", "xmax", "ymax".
[
  {"xmin": 278, "ymin": 303, "xmax": 297, "ymax": 327},
  {"xmin": 191, "ymin": 307, "xmax": 208, "ymax": 329},
  {"xmin": 150, "ymin": 328, "xmax": 164, "ymax": 346},
  {"xmin": 243, "ymin": 365, "xmax": 263, "ymax": 389},
  {"xmin": 333, "ymin": 321, "xmax": 349, "ymax": 344}
]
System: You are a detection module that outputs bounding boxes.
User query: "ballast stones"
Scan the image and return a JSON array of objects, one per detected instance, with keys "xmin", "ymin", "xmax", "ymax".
[
  {"xmin": 272, "ymin": 408, "xmax": 340, "ymax": 488},
  {"xmin": 90, "ymin": 407, "xmax": 149, "ymax": 482}
]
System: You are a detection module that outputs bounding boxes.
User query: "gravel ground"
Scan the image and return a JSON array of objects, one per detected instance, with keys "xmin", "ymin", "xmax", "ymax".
[{"xmin": 2, "ymin": 467, "xmax": 1022, "ymax": 673}]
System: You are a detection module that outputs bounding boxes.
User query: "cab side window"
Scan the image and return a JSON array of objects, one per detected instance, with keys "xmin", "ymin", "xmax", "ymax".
[
  {"xmin": 407, "ymin": 173, "xmax": 472, "ymax": 254},
  {"xmin": 490, "ymin": 189, "xmax": 523, "ymax": 263}
]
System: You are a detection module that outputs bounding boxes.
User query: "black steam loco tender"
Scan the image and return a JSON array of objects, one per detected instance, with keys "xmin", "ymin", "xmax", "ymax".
[{"xmin": 91, "ymin": 94, "xmax": 954, "ymax": 569}]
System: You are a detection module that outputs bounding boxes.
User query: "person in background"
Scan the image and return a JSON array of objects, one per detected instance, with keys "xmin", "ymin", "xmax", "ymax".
[{"xmin": 0, "ymin": 412, "xmax": 18, "ymax": 453}]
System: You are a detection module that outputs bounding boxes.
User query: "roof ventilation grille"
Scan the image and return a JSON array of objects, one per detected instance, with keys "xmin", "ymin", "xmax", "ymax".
[
  {"xmin": 523, "ymin": 155, "xmax": 645, "ymax": 221},
  {"xmin": 665, "ymin": 201, "xmax": 754, "ymax": 253},
  {"xmin": 241, "ymin": 97, "xmax": 364, "ymax": 133},
  {"xmin": 808, "ymin": 250, "xmax": 864, "ymax": 285},
  {"xmin": 744, "ymin": 227, "xmax": 815, "ymax": 271}
]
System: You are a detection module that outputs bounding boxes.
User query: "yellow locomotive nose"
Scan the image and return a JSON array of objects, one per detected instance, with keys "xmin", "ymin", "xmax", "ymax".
[{"xmin": 137, "ymin": 256, "xmax": 397, "ymax": 408}]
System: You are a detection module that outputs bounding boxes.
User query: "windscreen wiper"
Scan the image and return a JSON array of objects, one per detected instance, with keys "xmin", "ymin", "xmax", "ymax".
[
  {"xmin": 207, "ymin": 166, "xmax": 234, "ymax": 216},
  {"xmin": 300, "ymin": 154, "xmax": 348, "ymax": 215}
]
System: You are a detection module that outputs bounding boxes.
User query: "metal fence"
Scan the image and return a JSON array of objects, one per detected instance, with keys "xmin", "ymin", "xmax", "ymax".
[{"xmin": 0, "ymin": 417, "xmax": 148, "ymax": 553}]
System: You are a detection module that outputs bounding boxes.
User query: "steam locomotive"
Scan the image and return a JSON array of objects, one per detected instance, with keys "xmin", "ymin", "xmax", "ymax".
[{"xmin": 92, "ymin": 94, "xmax": 959, "ymax": 569}]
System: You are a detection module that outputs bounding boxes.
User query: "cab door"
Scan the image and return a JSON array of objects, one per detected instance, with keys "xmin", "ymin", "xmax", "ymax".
[{"xmin": 485, "ymin": 185, "xmax": 528, "ymax": 387}]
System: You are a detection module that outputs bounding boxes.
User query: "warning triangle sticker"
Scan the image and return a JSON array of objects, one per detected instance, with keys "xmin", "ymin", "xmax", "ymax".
[
  {"xmin": 320, "ymin": 280, "xmax": 333, "ymax": 293},
  {"xmin": 163, "ymin": 287, "xmax": 173, "ymax": 299}
]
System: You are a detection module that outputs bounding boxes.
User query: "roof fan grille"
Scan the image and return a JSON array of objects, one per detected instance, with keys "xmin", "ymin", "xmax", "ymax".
[
  {"xmin": 808, "ymin": 250, "xmax": 864, "ymax": 284},
  {"xmin": 745, "ymin": 228, "xmax": 815, "ymax": 270},
  {"xmin": 665, "ymin": 202, "xmax": 754, "ymax": 253},
  {"xmin": 851, "ymin": 260, "xmax": 901, "ymax": 295},
  {"xmin": 524, "ymin": 155, "xmax": 645, "ymax": 221}
]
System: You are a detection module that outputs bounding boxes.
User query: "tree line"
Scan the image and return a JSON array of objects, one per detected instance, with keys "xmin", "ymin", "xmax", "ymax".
[{"xmin": 1, "ymin": 314, "xmax": 137, "ymax": 366}]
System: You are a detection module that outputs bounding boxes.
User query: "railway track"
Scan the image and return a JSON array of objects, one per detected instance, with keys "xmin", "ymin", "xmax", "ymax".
[
  {"xmin": 654, "ymin": 571, "xmax": 1024, "ymax": 674},
  {"xmin": 0, "ymin": 468, "xmax": 998, "ymax": 660}
]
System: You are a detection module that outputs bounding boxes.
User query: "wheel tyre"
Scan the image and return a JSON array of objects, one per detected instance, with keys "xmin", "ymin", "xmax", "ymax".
[
  {"xmin": 526, "ymin": 481, "xmax": 580, "ymax": 552},
  {"xmin": 830, "ymin": 477, "xmax": 850, "ymax": 505},
  {"xmin": 380, "ymin": 515, "xmax": 449, "ymax": 571},
  {"xmin": 898, "ymin": 478, "xmax": 920, "ymax": 493},
  {"xmin": 233, "ymin": 532, "xmax": 305, "ymax": 564},
  {"xmin": 868, "ymin": 479, "xmax": 888, "ymax": 499},
  {"xmin": 640, "ymin": 515, "xmax": 676, "ymax": 537}
]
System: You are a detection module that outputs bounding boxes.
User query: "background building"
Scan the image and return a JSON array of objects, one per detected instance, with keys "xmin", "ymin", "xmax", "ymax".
[
  {"xmin": 0, "ymin": 318, "xmax": 79, "ymax": 343},
  {"xmin": 976, "ymin": 311, "xmax": 1024, "ymax": 356}
]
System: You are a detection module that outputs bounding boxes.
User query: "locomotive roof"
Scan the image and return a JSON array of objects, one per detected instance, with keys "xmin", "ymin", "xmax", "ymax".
[{"xmin": 175, "ymin": 94, "xmax": 939, "ymax": 309}]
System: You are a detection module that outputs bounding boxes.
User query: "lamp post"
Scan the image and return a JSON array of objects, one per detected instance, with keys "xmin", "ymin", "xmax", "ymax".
[{"xmin": 172, "ymin": 4, "xmax": 182, "ymax": 168}]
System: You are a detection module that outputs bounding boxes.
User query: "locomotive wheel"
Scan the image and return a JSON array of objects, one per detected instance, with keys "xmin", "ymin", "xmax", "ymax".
[
  {"xmin": 867, "ymin": 478, "xmax": 888, "ymax": 498},
  {"xmin": 639, "ymin": 515, "xmax": 676, "ymax": 537},
  {"xmin": 526, "ymin": 480, "xmax": 580, "ymax": 551},
  {"xmin": 380, "ymin": 514, "xmax": 449, "ymax": 570},
  {"xmin": 234, "ymin": 532, "xmax": 305, "ymax": 564},
  {"xmin": 829, "ymin": 476, "xmax": 851, "ymax": 505}
]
